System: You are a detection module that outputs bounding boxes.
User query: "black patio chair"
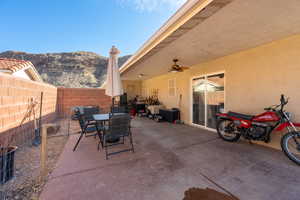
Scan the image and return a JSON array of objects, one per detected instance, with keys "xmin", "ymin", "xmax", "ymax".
[
  {"xmin": 102, "ymin": 114, "xmax": 134, "ymax": 159},
  {"xmin": 82, "ymin": 106, "xmax": 100, "ymax": 119},
  {"xmin": 83, "ymin": 107, "xmax": 101, "ymax": 137},
  {"xmin": 73, "ymin": 107, "xmax": 103, "ymax": 151},
  {"xmin": 111, "ymin": 106, "xmax": 127, "ymax": 114}
]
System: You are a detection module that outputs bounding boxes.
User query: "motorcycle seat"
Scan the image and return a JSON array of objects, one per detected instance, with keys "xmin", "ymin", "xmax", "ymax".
[{"xmin": 228, "ymin": 111, "xmax": 254, "ymax": 120}]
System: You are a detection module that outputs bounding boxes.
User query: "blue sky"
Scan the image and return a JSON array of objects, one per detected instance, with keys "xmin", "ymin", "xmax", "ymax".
[{"xmin": 0, "ymin": 0, "xmax": 186, "ymax": 56}]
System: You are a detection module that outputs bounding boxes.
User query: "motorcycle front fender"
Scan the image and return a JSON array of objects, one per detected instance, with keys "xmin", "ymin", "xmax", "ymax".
[{"xmin": 276, "ymin": 122, "xmax": 300, "ymax": 131}]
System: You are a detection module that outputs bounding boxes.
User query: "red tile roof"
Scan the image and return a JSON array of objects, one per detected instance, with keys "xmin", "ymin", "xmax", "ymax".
[
  {"xmin": 0, "ymin": 58, "xmax": 33, "ymax": 72},
  {"xmin": 0, "ymin": 58, "xmax": 42, "ymax": 82}
]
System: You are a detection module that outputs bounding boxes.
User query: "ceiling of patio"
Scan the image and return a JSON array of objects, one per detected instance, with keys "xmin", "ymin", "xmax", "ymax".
[{"xmin": 121, "ymin": 0, "xmax": 300, "ymax": 80}]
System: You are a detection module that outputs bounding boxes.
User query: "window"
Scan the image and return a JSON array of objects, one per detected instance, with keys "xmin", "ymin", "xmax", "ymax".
[{"xmin": 168, "ymin": 79, "xmax": 176, "ymax": 97}]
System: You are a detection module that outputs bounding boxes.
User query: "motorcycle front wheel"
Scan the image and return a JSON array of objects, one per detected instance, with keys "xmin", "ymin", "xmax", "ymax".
[
  {"xmin": 281, "ymin": 132, "xmax": 300, "ymax": 165},
  {"xmin": 216, "ymin": 119, "xmax": 241, "ymax": 142}
]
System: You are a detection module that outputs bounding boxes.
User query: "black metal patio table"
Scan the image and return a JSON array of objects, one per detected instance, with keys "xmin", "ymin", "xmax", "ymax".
[{"xmin": 93, "ymin": 113, "xmax": 126, "ymax": 121}]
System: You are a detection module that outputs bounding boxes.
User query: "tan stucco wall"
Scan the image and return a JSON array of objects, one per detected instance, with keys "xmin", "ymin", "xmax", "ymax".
[{"xmin": 139, "ymin": 34, "xmax": 300, "ymax": 149}]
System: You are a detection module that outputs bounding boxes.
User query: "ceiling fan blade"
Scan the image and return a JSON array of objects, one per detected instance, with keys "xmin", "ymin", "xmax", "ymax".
[{"xmin": 169, "ymin": 66, "xmax": 180, "ymax": 73}]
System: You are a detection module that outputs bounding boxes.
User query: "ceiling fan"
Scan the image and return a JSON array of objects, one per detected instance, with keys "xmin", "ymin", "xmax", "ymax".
[{"xmin": 169, "ymin": 59, "xmax": 190, "ymax": 73}]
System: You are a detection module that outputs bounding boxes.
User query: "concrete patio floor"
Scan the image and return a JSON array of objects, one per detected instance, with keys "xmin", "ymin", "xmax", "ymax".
[{"xmin": 40, "ymin": 118, "xmax": 300, "ymax": 200}]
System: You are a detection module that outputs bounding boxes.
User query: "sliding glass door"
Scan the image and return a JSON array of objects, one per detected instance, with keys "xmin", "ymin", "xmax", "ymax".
[
  {"xmin": 192, "ymin": 73, "xmax": 225, "ymax": 129},
  {"xmin": 192, "ymin": 77, "xmax": 206, "ymax": 126}
]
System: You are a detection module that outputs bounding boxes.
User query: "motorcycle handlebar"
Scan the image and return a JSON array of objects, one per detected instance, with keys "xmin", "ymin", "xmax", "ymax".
[
  {"xmin": 280, "ymin": 94, "xmax": 289, "ymax": 107},
  {"xmin": 281, "ymin": 94, "xmax": 289, "ymax": 105},
  {"xmin": 264, "ymin": 105, "xmax": 280, "ymax": 111},
  {"xmin": 280, "ymin": 94, "xmax": 285, "ymax": 104},
  {"xmin": 264, "ymin": 95, "xmax": 289, "ymax": 111}
]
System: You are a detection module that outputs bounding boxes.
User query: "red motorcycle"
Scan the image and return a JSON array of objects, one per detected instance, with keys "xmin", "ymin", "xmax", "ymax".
[{"xmin": 216, "ymin": 95, "xmax": 300, "ymax": 165}]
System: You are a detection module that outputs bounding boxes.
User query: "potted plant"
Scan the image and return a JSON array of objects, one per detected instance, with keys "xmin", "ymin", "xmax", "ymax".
[{"xmin": 0, "ymin": 146, "xmax": 18, "ymax": 184}]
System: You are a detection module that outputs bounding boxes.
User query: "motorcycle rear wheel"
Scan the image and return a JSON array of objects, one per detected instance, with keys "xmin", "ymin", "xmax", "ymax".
[
  {"xmin": 216, "ymin": 119, "xmax": 241, "ymax": 142},
  {"xmin": 281, "ymin": 132, "xmax": 300, "ymax": 165}
]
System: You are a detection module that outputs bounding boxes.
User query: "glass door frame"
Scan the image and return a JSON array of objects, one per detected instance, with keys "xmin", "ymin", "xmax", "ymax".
[{"xmin": 190, "ymin": 71, "xmax": 226, "ymax": 131}]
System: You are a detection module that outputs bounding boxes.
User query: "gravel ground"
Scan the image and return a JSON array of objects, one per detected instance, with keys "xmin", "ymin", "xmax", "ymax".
[{"xmin": 1, "ymin": 128, "xmax": 69, "ymax": 200}]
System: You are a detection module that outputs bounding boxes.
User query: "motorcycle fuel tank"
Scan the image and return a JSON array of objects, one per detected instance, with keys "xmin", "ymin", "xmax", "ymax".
[{"xmin": 253, "ymin": 111, "xmax": 280, "ymax": 122}]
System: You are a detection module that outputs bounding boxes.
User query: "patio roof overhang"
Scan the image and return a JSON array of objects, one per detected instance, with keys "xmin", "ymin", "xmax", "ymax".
[{"xmin": 120, "ymin": 0, "xmax": 300, "ymax": 80}]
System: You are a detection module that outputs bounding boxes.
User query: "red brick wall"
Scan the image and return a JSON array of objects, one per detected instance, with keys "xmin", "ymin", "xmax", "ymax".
[
  {"xmin": 57, "ymin": 88, "xmax": 112, "ymax": 117},
  {"xmin": 0, "ymin": 73, "xmax": 57, "ymax": 146},
  {"xmin": 0, "ymin": 75, "xmax": 112, "ymax": 146}
]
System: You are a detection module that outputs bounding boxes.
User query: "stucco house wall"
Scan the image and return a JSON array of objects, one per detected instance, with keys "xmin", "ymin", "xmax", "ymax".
[{"xmin": 139, "ymin": 34, "xmax": 300, "ymax": 149}]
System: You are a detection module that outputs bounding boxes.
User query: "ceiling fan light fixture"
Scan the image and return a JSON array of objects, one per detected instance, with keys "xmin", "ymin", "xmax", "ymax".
[
  {"xmin": 169, "ymin": 58, "xmax": 189, "ymax": 73},
  {"xmin": 169, "ymin": 68, "xmax": 178, "ymax": 73},
  {"xmin": 138, "ymin": 73, "xmax": 145, "ymax": 78}
]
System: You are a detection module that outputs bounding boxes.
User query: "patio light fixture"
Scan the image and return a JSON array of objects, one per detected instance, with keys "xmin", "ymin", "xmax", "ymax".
[
  {"xmin": 138, "ymin": 74, "xmax": 145, "ymax": 78},
  {"xmin": 169, "ymin": 68, "xmax": 179, "ymax": 73}
]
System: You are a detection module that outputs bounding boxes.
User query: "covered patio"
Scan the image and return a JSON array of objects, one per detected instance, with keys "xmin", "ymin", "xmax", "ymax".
[{"xmin": 40, "ymin": 118, "xmax": 300, "ymax": 200}]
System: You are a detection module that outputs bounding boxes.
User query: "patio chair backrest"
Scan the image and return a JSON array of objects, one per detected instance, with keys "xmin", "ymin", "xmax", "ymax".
[
  {"xmin": 73, "ymin": 107, "xmax": 81, "ymax": 117},
  {"xmin": 83, "ymin": 106, "xmax": 100, "ymax": 121},
  {"xmin": 108, "ymin": 114, "xmax": 131, "ymax": 137},
  {"xmin": 74, "ymin": 109, "xmax": 86, "ymax": 130},
  {"xmin": 111, "ymin": 106, "xmax": 127, "ymax": 113}
]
